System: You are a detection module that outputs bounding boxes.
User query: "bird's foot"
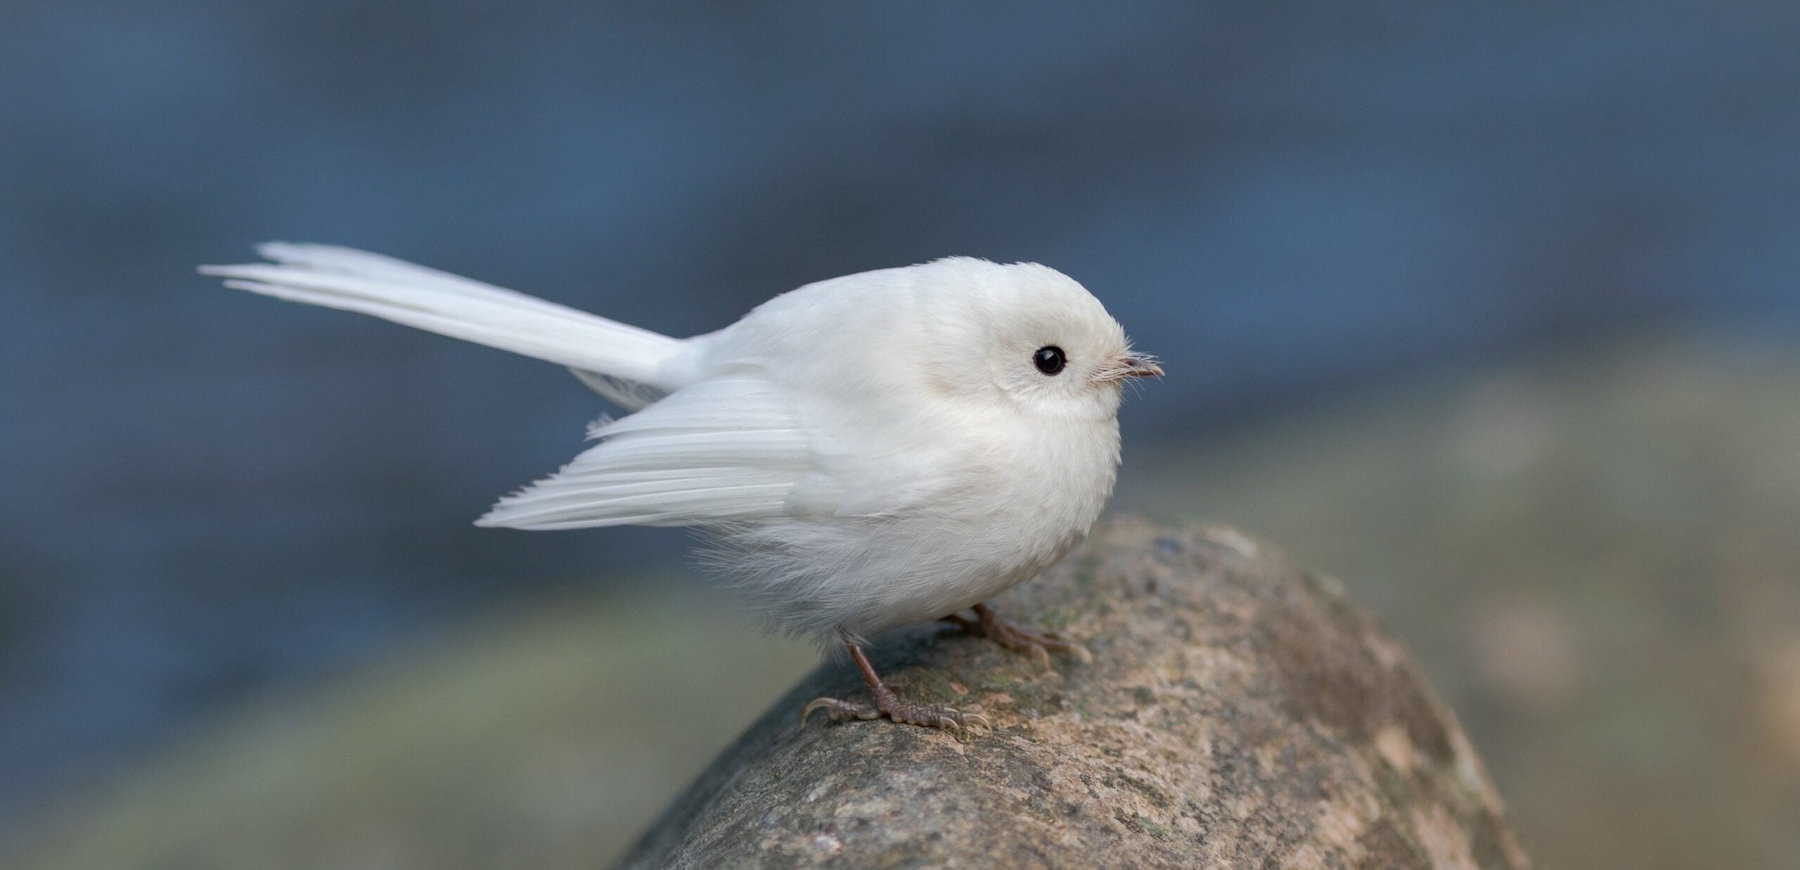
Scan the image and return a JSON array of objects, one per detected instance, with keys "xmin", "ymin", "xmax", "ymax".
[
  {"xmin": 944, "ymin": 602, "xmax": 1093, "ymax": 669},
  {"xmin": 801, "ymin": 684, "xmax": 988, "ymax": 731}
]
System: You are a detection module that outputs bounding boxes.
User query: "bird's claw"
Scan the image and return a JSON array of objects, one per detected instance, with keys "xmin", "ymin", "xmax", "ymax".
[
  {"xmin": 801, "ymin": 696, "xmax": 880, "ymax": 725},
  {"xmin": 948, "ymin": 606, "xmax": 1093, "ymax": 668}
]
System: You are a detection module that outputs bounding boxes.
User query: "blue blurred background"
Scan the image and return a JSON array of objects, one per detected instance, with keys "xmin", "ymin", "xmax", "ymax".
[{"xmin": 5, "ymin": 2, "xmax": 1798, "ymax": 866}]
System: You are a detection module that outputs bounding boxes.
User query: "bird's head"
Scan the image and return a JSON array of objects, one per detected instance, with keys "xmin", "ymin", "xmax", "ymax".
[{"xmin": 917, "ymin": 258, "xmax": 1160, "ymax": 422}]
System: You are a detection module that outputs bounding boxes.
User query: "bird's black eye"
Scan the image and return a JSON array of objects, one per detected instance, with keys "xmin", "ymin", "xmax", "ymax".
[{"xmin": 1033, "ymin": 345, "xmax": 1067, "ymax": 376}]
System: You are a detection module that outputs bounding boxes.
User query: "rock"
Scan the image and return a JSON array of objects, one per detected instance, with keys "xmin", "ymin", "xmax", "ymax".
[{"xmin": 621, "ymin": 520, "xmax": 1530, "ymax": 869}]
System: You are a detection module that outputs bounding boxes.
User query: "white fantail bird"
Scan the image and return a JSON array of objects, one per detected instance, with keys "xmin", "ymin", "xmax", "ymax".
[{"xmin": 203, "ymin": 245, "xmax": 1161, "ymax": 730}]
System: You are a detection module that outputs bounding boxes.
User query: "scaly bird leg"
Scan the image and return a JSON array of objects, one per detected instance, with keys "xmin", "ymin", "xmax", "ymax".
[
  {"xmin": 941, "ymin": 602, "xmax": 1093, "ymax": 669},
  {"xmin": 801, "ymin": 638, "xmax": 988, "ymax": 730}
]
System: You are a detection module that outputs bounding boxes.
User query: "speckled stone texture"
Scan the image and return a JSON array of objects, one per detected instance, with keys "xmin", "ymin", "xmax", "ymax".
[{"xmin": 620, "ymin": 520, "xmax": 1530, "ymax": 869}]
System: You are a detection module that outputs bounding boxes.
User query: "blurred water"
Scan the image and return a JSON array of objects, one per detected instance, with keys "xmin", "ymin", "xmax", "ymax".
[{"xmin": 3, "ymin": 1, "xmax": 1797, "ymax": 825}]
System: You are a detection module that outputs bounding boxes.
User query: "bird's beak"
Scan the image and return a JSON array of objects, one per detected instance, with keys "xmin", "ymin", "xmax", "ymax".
[{"xmin": 1094, "ymin": 351, "xmax": 1164, "ymax": 384}]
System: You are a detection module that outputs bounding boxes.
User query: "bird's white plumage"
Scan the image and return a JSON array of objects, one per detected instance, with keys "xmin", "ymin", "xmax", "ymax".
[
  {"xmin": 477, "ymin": 374, "xmax": 809, "ymax": 529},
  {"xmin": 204, "ymin": 247, "xmax": 1149, "ymax": 643},
  {"xmin": 205, "ymin": 243, "xmax": 689, "ymax": 397}
]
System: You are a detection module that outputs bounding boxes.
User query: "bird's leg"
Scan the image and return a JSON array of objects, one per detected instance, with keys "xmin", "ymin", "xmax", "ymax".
[
  {"xmin": 942, "ymin": 602, "xmax": 1093, "ymax": 669},
  {"xmin": 801, "ymin": 638, "xmax": 988, "ymax": 730}
]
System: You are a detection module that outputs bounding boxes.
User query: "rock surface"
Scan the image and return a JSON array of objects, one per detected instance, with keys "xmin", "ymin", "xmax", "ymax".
[{"xmin": 622, "ymin": 520, "xmax": 1529, "ymax": 869}]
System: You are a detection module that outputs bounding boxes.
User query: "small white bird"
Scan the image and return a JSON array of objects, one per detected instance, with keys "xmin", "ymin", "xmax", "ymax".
[{"xmin": 202, "ymin": 245, "xmax": 1160, "ymax": 730}]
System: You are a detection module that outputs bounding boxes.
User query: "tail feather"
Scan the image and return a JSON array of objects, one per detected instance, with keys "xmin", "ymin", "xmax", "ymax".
[{"xmin": 202, "ymin": 243, "xmax": 689, "ymax": 393}]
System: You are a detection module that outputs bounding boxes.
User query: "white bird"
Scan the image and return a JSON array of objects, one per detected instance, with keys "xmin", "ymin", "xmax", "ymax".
[{"xmin": 202, "ymin": 245, "xmax": 1160, "ymax": 730}]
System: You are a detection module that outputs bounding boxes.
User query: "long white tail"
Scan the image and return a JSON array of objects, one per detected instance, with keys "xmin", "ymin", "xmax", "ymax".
[{"xmin": 202, "ymin": 243, "xmax": 689, "ymax": 401}]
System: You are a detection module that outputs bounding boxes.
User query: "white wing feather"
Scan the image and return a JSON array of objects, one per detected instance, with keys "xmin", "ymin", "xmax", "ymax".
[
  {"xmin": 201, "ymin": 243, "xmax": 827, "ymax": 530},
  {"xmin": 475, "ymin": 375, "xmax": 815, "ymax": 529},
  {"xmin": 566, "ymin": 368, "xmax": 669, "ymax": 411}
]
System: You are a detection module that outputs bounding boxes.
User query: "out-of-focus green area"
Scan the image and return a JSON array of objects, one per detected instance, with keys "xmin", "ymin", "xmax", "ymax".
[
  {"xmin": 12, "ymin": 586, "xmax": 816, "ymax": 868},
  {"xmin": 15, "ymin": 331, "xmax": 1798, "ymax": 868}
]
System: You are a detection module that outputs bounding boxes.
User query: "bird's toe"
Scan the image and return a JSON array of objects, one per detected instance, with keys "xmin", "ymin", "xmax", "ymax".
[{"xmin": 800, "ymin": 696, "xmax": 880, "ymax": 725}]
